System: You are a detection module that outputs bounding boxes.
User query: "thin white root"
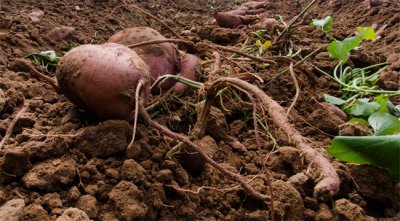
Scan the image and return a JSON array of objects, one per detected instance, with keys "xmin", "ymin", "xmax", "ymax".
[{"xmin": 127, "ymin": 79, "xmax": 145, "ymax": 150}]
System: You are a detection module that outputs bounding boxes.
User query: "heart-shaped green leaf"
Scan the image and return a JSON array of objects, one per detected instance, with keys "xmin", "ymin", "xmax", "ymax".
[
  {"xmin": 368, "ymin": 112, "xmax": 400, "ymax": 135},
  {"xmin": 324, "ymin": 94, "xmax": 346, "ymax": 106},
  {"xmin": 345, "ymin": 98, "xmax": 380, "ymax": 117},
  {"xmin": 387, "ymin": 101, "xmax": 400, "ymax": 117},
  {"xmin": 356, "ymin": 26, "xmax": 378, "ymax": 40},
  {"xmin": 328, "ymin": 135, "xmax": 400, "ymax": 180},
  {"xmin": 375, "ymin": 95, "xmax": 389, "ymax": 113},
  {"xmin": 310, "ymin": 16, "xmax": 334, "ymax": 33},
  {"xmin": 327, "ymin": 36, "xmax": 362, "ymax": 62}
]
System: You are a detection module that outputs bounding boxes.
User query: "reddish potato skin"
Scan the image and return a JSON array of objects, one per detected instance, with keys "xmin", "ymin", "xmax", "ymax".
[
  {"xmin": 174, "ymin": 52, "xmax": 201, "ymax": 94},
  {"xmin": 214, "ymin": 11, "xmax": 244, "ymax": 28},
  {"xmin": 46, "ymin": 26, "xmax": 75, "ymax": 42},
  {"xmin": 56, "ymin": 43, "xmax": 150, "ymax": 121},
  {"xmin": 109, "ymin": 27, "xmax": 179, "ymax": 91}
]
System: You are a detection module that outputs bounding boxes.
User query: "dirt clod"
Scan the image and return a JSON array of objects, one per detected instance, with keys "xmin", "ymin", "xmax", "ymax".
[
  {"xmin": 120, "ymin": 159, "xmax": 147, "ymax": 184},
  {"xmin": 0, "ymin": 148, "xmax": 30, "ymax": 183},
  {"xmin": 350, "ymin": 165, "xmax": 399, "ymax": 207},
  {"xmin": 108, "ymin": 181, "xmax": 148, "ymax": 220},
  {"xmin": 66, "ymin": 187, "xmax": 81, "ymax": 202},
  {"xmin": 315, "ymin": 203, "xmax": 334, "ymax": 221},
  {"xmin": 307, "ymin": 108, "xmax": 345, "ymax": 134},
  {"xmin": 74, "ymin": 120, "xmax": 131, "ymax": 158},
  {"xmin": 43, "ymin": 192, "xmax": 63, "ymax": 210},
  {"xmin": 0, "ymin": 199, "xmax": 25, "ymax": 221},
  {"xmin": 338, "ymin": 122, "xmax": 373, "ymax": 136},
  {"xmin": 22, "ymin": 203, "xmax": 50, "ymax": 221},
  {"xmin": 76, "ymin": 195, "xmax": 98, "ymax": 219},
  {"xmin": 335, "ymin": 199, "xmax": 375, "ymax": 221},
  {"xmin": 271, "ymin": 180, "xmax": 305, "ymax": 220},
  {"xmin": 55, "ymin": 207, "xmax": 90, "ymax": 221},
  {"xmin": 22, "ymin": 159, "xmax": 77, "ymax": 191}
]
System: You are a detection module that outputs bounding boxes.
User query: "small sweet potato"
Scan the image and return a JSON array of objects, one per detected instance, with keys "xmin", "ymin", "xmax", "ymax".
[
  {"xmin": 46, "ymin": 26, "xmax": 75, "ymax": 42},
  {"xmin": 174, "ymin": 52, "xmax": 201, "ymax": 94},
  {"xmin": 109, "ymin": 27, "xmax": 200, "ymax": 93},
  {"xmin": 109, "ymin": 27, "xmax": 179, "ymax": 91}
]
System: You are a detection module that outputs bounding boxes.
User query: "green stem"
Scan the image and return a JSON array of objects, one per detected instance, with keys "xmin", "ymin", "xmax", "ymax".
[
  {"xmin": 151, "ymin": 74, "xmax": 204, "ymax": 90},
  {"xmin": 276, "ymin": 0, "xmax": 318, "ymax": 42},
  {"xmin": 267, "ymin": 47, "xmax": 321, "ymax": 83}
]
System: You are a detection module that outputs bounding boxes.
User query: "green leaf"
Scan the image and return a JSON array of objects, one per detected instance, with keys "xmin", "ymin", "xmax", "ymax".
[
  {"xmin": 356, "ymin": 26, "xmax": 377, "ymax": 40},
  {"xmin": 324, "ymin": 94, "xmax": 346, "ymax": 105},
  {"xmin": 310, "ymin": 16, "xmax": 334, "ymax": 33},
  {"xmin": 346, "ymin": 98, "xmax": 380, "ymax": 117},
  {"xmin": 327, "ymin": 36, "xmax": 363, "ymax": 62},
  {"xmin": 327, "ymin": 135, "xmax": 400, "ymax": 181},
  {"xmin": 375, "ymin": 95, "xmax": 389, "ymax": 113},
  {"xmin": 368, "ymin": 112, "xmax": 400, "ymax": 135},
  {"xmin": 387, "ymin": 101, "xmax": 400, "ymax": 117},
  {"xmin": 348, "ymin": 117, "xmax": 369, "ymax": 127}
]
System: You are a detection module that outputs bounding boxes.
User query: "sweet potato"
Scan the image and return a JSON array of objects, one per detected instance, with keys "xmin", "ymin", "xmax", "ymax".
[
  {"xmin": 109, "ymin": 27, "xmax": 179, "ymax": 90},
  {"xmin": 174, "ymin": 52, "xmax": 201, "ymax": 94},
  {"xmin": 211, "ymin": 0, "xmax": 286, "ymax": 31},
  {"xmin": 46, "ymin": 26, "xmax": 76, "ymax": 43},
  {"xmin": 109, "ymin": 27, "xmax": 200, "ymax": 93},
  {"xmin": 56, "ymin": 43, "xmax": 150, "ymax": 121}
]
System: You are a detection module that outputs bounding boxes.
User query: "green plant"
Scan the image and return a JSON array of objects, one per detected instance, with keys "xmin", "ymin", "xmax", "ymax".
[
  {"xmin": 312, "ymin": 16, "xmax": 400, "ymax": 180},
  {"xmin": 325, "ymin": 94, "xmax": 400, "ymax": 134},
  {"xmin": 327, "ymin": 135, "xmax": 400, "ymax": 181},
  {"xmin": 312, "ymin": 18, "xmax": 399, "ymax": 99},
  {"xmin": 310, "ymin": 16, "xmax": 333, "ymax": 38},
  {"xmin": 242, "ymin": 30, "xmax": 272, "ymax": 57},
  {"xmin": 326, "ymin": 94, "xmax": 400, "ymax": 181},
  {"xmin": 25, "ymin": 50, "xmax": 60, "ymax": 72}
]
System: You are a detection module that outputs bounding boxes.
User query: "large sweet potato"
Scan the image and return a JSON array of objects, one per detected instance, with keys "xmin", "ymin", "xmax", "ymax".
[{"xmin": 56, "ymin": 43, "xmax": 150, "ymax": 121}]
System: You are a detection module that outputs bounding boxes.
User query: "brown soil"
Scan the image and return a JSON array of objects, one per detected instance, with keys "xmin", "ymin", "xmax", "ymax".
[{"xmin": 0, "ymin": 0, "xmax": 399, "ymax": 220}]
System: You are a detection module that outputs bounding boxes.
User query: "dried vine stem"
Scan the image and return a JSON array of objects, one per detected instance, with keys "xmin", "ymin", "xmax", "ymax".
[
  {"xmin": 138, "ymin": 92, "xmax": 271, "ymax": 202},
  {"xmin": 205, "ymin": 77, "xmax": 340, "ymax": 199},
  {"xmin": 0, "ymin": 100, "xmax": 30, "ymax": 150},
  {"xmin": 128, "ymin": 39, "xmax": 195, "ymax": 49}
]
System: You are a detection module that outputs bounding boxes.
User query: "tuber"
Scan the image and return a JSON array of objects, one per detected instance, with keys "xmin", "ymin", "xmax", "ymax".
[
  {"xmin": 109, "ymin": 27, "xmax": 201, "ymax": 94},
  {"xmin": 55, "ymin": 43, "xmax": 150, "ymax": 121},
  {"xmin": 46, "ymin": 26, "xmax": 76, "ymax": 43},
  {"xmin": 211, "ymin": 0, "xmax": 285, "ymax": 32}
]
